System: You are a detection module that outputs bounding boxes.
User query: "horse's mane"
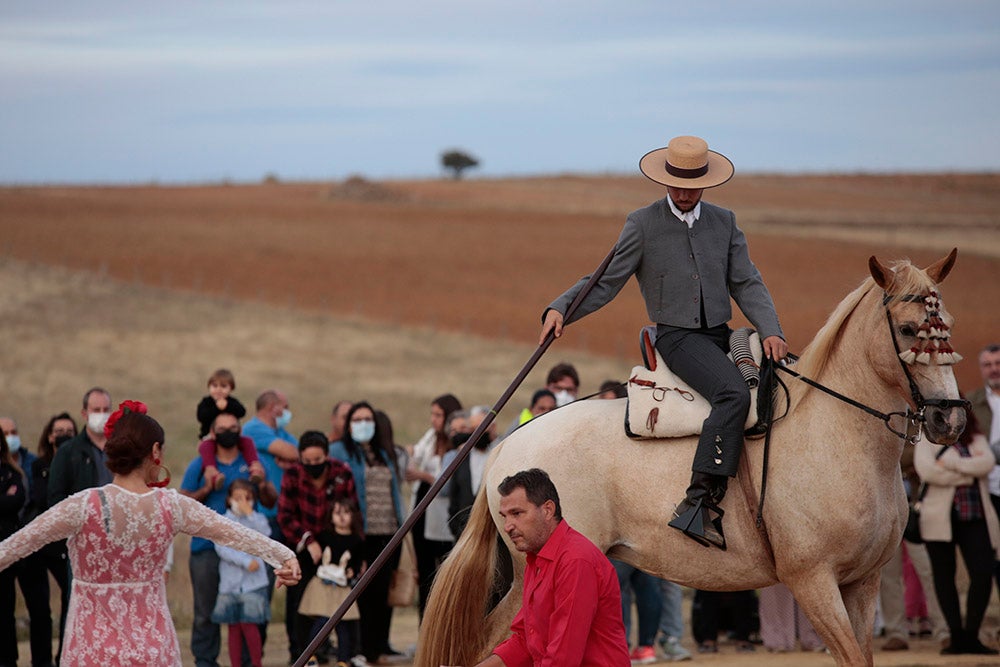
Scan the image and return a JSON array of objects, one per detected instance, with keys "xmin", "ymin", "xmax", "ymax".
[{"xmin": 790, "ymin": 259, "xmax": 936, "ymax": 405}]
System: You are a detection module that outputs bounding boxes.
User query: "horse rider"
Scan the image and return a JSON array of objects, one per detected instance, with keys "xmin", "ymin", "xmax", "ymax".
[{"xmin": 539, "ymin": 135, "xmax": 788, "ymax": 549}]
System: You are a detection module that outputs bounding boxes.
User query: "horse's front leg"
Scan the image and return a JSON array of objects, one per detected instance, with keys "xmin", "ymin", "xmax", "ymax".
[
  {"xmin": 787, "ymin": 570, "xmax": 869, "ymax": 667},
  {"xmin": 839, "ymin": 571, "xmax": 880, "ymax": 665}
]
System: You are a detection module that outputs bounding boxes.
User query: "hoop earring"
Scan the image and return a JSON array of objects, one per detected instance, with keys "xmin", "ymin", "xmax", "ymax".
[{"xmin": 147, "ymin": 456, "xmax": 172, "ymax": 488}]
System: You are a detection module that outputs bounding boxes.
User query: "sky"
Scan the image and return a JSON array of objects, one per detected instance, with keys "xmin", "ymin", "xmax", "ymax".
[{"xmin": 1, "ymin": 1, "xmax": 998, "ymax": 184}]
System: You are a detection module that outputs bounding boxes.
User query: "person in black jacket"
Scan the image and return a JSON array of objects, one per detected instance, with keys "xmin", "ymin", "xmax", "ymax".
[
  {"xmin": 47, "ymin": 387, "xmax": 113, "ymax": 507},
  {"xmin": 0, "ymin": 428, "xmax": 28, "ymax": 667}
]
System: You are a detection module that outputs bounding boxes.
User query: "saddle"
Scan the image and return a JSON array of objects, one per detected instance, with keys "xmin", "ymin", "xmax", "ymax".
[{"xmin": 625, "ymin": 326, "xmax": 763, "ymax": 439}]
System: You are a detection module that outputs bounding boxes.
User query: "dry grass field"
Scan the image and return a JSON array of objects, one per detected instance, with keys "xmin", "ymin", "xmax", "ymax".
[{"xmin": 1, "ymin": 173, "xmax": 999, "ymax": 666}]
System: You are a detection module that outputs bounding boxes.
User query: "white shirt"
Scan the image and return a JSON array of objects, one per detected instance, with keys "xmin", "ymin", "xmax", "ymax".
[
  {"xmin": 985, "ymin": 388, "xmax": 1000, "ymax": 496},
  {"xmin": 667, "ymin": 197, "xmax": 701, "ymax": 228},
  {"xmin": 469, "ymin": 447, "xmax": 491, "ymax": 495}
]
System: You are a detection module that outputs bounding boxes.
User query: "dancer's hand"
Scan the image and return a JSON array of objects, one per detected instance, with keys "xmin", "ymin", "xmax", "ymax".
[
  {"xmin": 539, "ymin": 309, "xmax": 564, "ymax": 345},
  {"xmin": 275, "ymin": 557, "xmax": 301, "ymax": 588}
]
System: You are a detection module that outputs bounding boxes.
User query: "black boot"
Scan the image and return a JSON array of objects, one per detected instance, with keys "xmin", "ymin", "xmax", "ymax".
[{"xmin": 668, "ymin": 473, "xmax": 728, "ymax": 550}]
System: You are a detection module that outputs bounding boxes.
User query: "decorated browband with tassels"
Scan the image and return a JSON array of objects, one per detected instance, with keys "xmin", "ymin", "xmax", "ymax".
[{"xmin": 898, "ymin": 290, "xmax": 962, "ymax": 366}]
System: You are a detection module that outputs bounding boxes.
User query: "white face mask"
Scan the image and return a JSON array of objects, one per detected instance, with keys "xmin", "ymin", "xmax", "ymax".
[
  {"xmin": 350, "ymin": 419, "xmax": 376, "ymax": 444},
  {"xmin": 553, "ymin": 390, "xmax": 575, "ymax": 408},
  {"xmin": 5, "ymin": 434, "xmax": 20, "ymax": 453},
  {"xmin": 88, "ymin": 412, "xmax": 110, "ymax": 435}
]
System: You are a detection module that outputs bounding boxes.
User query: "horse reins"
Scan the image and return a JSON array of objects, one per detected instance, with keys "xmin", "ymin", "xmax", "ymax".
[{"xmin": 755, "ymin": 290, "xmax": 969, "ymax": 528}]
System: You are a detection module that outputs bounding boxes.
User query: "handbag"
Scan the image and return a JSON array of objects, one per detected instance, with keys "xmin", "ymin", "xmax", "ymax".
[
  {"xmin": 903, "ymin": 483, "xmax": 928, "ymax": 544},
  {"xmin": 387, "ymin": 532, "xmax": 418, "ymax": 607}
]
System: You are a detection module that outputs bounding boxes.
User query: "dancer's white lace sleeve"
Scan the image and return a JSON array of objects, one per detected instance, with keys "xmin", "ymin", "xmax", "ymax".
[
  {"xmin": 0, "ymin": 493, "xmax": 85, "ymax": 571},
  {"xmin": 171, "ymin": 491, "xmax": 294, "ymax": 568}
]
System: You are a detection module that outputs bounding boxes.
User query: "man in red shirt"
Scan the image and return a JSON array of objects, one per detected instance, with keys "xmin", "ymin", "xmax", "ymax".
[{"xmin": 476, "ymin": 469, "xmax": 630, "ymax": 667}]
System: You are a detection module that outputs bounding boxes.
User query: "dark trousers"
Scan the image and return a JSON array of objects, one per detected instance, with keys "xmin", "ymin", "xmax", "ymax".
[
  {"xmin": 656, "ymin": 325, "xmax": 750, "ymax": 478},
  {"xmin": 39, "ymin": 541, "xmax": 70, "ymax": 663},
  {"xmin": 692, "ymin": 589, "xmax": 758, "ymax": 644},
  {"xmin": 0, "ymin": 552, "xmax": 54, "ymax": 667},
  {"xmin": 991, "ymin": 494, "xmax": 1000, "ymax": 598},
  {"xmin": 415, "ymin": 537, "xmax": 452, "ymax": 620},
  {"xmin": 189, "ymin": 549, "xmax": 221, "ymax": 667},
  {"xmin": 286, "ymin": 550, "xmax": 319, "ymax": 659},
  {"xmin": 925, "ymin": 516, "xmax": 995, "ymax": 641},
  {"xmin": 358, "ymin": 534, "xmax": 401, "ymax": 662}
]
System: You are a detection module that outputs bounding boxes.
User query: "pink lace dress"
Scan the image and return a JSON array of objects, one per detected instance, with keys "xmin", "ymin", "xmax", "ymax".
[{"xmin": 0, "ymin": 485, "xmax": 294, "ymax": 666}]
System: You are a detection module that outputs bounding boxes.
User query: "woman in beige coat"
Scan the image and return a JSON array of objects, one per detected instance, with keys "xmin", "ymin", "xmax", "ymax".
[{"xmin": 914, "ymin": 412, "xmax": 1000, "ymax": 656}]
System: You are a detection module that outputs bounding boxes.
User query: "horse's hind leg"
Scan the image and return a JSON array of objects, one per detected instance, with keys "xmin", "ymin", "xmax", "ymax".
[
  {"xmin": 788, "ymin": 572, "xmax": 869, "ymax": 666},
  {"xmin": 839, "ymin": 571, "xmax": 879, "ymax": 666}
]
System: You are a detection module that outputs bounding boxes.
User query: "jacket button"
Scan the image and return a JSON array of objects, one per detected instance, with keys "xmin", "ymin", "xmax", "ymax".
[
  {"xmin": 692, "ymin": 273, "xmax": 699, "ymax": 280},
  {"xmin": 693, "ymin": 297, "xmax": 699, "ymax": 303}
]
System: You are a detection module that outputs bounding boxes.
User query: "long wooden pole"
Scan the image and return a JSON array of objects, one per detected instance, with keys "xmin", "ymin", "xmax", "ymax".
[{"xmin": 292, "ymin": 243, "xmax": 618, "ymax": 667}]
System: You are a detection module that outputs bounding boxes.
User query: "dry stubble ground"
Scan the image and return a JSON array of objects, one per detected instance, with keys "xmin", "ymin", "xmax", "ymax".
[{"xmin": 2, "ymin": 174, "xmax": 999, "ymax": 666}]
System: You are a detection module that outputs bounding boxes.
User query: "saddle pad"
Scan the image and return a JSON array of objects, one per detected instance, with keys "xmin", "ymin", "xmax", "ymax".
[{"xmin": 626, "ymin": 330, "xmax": 762, "ymax": 439}]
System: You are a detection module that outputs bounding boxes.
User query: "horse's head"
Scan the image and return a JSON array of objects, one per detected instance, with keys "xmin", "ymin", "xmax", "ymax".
[{"xmin": 869, "ymin": 248, "xmax": 966, "ymax": 444}]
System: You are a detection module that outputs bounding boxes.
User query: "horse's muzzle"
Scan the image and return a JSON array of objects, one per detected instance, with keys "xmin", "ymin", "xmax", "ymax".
[{"xmin": 923, "ymin": 405, "xmax": 967, "ymax": 445}]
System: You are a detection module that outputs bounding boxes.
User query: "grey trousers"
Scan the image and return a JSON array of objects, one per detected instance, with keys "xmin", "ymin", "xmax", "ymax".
[{"xmin": 656, "ymin": 324, "xmax": 750, "ymax": 478}]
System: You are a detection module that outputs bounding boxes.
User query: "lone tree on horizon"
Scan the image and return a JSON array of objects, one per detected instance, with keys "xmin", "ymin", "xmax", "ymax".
[{"xmin": 441, "ymin": 149, "xmax": 479, "ymax": 180}]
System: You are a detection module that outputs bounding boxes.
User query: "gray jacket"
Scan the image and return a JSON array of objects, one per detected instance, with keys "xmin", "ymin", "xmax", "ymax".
[{"xmin": 547, "ymin": 197, "xmax": 784, "ymax": 340}]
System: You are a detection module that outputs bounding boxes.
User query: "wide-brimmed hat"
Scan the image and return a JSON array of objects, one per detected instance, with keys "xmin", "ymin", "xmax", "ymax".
[{"xmin": 639, "ymin": 135, "xmax": 734, "ymax": 189}]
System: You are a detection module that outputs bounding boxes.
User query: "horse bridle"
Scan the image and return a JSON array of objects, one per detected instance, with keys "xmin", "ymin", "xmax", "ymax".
[{"xmin": 772, "ymin": 291, "xmax": 969, "ymax": 445}]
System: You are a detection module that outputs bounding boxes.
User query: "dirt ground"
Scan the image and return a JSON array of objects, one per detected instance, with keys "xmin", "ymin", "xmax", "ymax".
[{"xmin": 18, "ymin": 609, "xmax": 1000, "ymax": 667}]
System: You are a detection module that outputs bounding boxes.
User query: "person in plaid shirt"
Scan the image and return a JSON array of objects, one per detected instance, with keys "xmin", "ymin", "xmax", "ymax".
[{"xmin": 278, "ymin": 430, "xmax": 358, "ymax": 659}]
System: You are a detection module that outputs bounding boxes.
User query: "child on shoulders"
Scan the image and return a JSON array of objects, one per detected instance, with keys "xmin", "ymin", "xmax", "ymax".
[{"xmin": 197, "ymin": 368, "xmax": 264, "ymax": 489}]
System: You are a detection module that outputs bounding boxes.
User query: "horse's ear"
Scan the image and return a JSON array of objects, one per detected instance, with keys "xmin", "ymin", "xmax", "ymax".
[
  {"xmin": 924, "ymin": 248, "xmax": 958, "ymax": 284},
  {"xmin": 869, "ymin": 255, "xmax": 894, "ymax": 290}
]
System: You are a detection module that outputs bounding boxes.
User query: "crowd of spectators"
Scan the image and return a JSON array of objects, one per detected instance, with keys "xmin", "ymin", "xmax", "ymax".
[{"xmin": 3, "ymin": 343, "xmax": 1000, "ymax": 665}]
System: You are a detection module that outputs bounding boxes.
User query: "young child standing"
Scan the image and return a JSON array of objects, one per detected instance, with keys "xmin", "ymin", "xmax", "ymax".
[
  {"xmin": 298, "ymin": 497, "xmax": 365, "ymax": 667},
  {"xmin": 211, "ymin": 479, "xmax": 271, "ymax": 667},
  {"xmin": 196, "ymin": 368, "xmax": 264, "ymax": 489}
]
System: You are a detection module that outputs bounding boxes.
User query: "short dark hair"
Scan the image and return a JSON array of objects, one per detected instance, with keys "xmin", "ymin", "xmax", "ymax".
[
  {"xmin": 298, "ymin": 430, "xmax": 329, "ymax": 454},
  {"xmin": 255, "ymin": 390, "xmax": 281, "ymax": 412},
  {"xmin": 498, "ymin": 468, "xmax": 562, "ymax": 521},
  {"xmin": 530, "ymin": 389, "xmax": 555, "ymax": 408},
  {"xmin": 981, "ymin": 343, "xmax": 1000, "ymax": 355},
  {"xmin": 82, "ymin": 386, "xmax": 111, "ymax": 410},
  {"xmin": 104, "ymin": 411, "xmax": 165, "ymax": 476},
  {"xmin": 546, "ymin": 363, "xmax": 579, "ymax": 388},
  {"xmin": 599, "ymin": 379, "xmax": 627, "ymax": 398}
]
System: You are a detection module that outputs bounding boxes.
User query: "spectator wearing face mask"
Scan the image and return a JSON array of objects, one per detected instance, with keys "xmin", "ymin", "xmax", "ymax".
[
  {"xmin": 546, "ymin": 362, "xmax": 581, "ymax": 408},
  {"xmin": 445, "ymin": 407, "xmax": 498, "ymax": 537},
  {"xmin": 29, "ymin": 412, "xmax": 77, "ymax": 661},
  {"xmin": 48, "ymin": 387, "xmax": 113, "ymax": 506},
  {"xmin": 329, "ymin": 401, "xmax": 405, "ymax": 665},
  {"xmin": 243, "ymin": 389, "xmax": 300, "ymax": 540},
  {"xmin": 277, "ymin": 430, "xmax": 357, "ymax": 660},
  {"xmin": 0, "ymin": 415, "xmax": 56, "ymax": 667},
  {"xmin": 181, "ymin": 412, "xmax": 280, "ymax": 667}
]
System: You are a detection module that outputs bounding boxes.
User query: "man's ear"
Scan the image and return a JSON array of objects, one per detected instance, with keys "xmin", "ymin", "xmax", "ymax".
[{"xmin": 542, "ymin": 499, "xmax": 557, "ymax": 520}]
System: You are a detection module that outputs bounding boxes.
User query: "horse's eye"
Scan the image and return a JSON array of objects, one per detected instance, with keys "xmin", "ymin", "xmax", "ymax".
[{"xmin": 899, "ymin": 325, "xmax": 916, "ymax": 337}]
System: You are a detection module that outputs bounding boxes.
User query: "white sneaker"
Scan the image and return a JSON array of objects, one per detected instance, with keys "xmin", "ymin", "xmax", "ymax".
[
  {"xmin": 350, "ymin": 656, "xmax": 369, "ymax": 667},
  {"xmin": 658, "ymin": 636, "xmax": 692, "ymax": 662}
]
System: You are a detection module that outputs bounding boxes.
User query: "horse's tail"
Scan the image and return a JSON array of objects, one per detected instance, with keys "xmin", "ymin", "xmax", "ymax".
[{"xmin": 414, "ymin": 486, "xmax": 501, "ymax": 667}]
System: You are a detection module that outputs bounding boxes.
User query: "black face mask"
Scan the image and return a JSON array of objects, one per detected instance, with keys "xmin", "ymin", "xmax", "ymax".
[
  {"xmin": 53, "ymin": 434, "xmax": 74, "ymax": 448},
  {"xmin": 216, "ymin": 430, "xmax": 241, "ymax": 449},
  {"xmin": 451, "ymin": 432, "xmax": 472, "ymax": 449},
  {"xmin": 304, "ymin": 462, "xmax": 328, "ymax": 479}
]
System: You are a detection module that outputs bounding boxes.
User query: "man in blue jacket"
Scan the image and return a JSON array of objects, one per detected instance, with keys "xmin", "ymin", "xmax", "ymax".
[{"xmin": 540, "ymin": 136, "xmax": 787, "ymax": 549}]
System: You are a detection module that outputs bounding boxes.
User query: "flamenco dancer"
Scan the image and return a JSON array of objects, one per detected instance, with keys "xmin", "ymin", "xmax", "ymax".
[{"xmin": 0, "ymin": 400, "xmax": 301, "ymax": 666}]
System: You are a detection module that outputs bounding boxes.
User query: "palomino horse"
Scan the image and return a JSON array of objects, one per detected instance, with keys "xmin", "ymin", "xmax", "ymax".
[{"xmin": 415, "ymin": 250, "xmax": 966, "ymax": 667}]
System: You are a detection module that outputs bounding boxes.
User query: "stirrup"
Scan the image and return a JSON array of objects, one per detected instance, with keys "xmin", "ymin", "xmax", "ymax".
[{"xmin": 668, "ymin": 499, "xmax": 727, "ymax": 550}]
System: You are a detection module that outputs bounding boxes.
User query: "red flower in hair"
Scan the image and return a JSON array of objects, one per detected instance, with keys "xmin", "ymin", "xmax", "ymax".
[{"xmin": 104, "ymin": 400, "xmax": 149, "ymax": 439}]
